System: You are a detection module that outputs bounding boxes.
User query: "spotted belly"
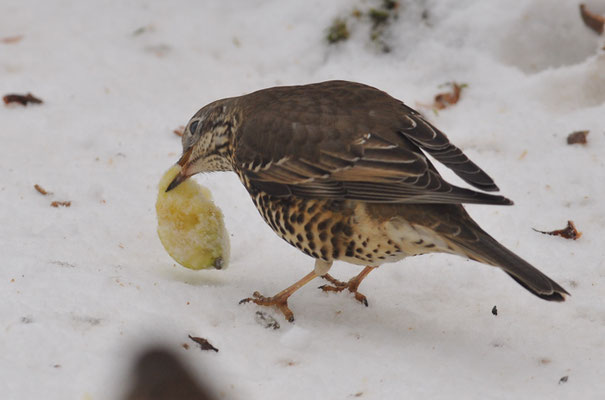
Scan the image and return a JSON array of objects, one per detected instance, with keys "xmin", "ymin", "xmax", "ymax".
[{"xmin": 250, "ymin": 193, "xmax": 410, "ymax": 266}]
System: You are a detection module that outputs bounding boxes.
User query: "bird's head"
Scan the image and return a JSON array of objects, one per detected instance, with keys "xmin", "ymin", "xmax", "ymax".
[{"xmin": 167, "ymin": 99, "xmax": 237, "ymax": 192}]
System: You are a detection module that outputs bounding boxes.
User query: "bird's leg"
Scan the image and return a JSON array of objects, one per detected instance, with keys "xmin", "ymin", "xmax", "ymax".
[
  {"xmin": 239, "ymin": 271, "xmax": 319, "ymax": 322},
  {"xmin": 319, "ymin": 266, "xmax": 376, "ymax": 306}
]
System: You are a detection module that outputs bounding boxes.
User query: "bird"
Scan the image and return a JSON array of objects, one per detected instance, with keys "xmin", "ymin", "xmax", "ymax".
[{"xmin": 166, "ymin": 80, "xmax": 568, "ymax": 322}]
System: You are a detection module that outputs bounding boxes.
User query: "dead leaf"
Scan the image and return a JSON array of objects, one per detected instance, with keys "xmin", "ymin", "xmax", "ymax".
[
  {"xmin": 50, "ymin": 201, "xmax": 71, "ymax": 208},
  {"xmin": 566, "ymin": 130, "xmax": 589, "ymax": 145},
  {"xmin": 188, "ymin": 335, "xmax": 219, "ymax": 352},
  {"xmin": 173, "ymin": 126, "xmax": 185, "ymax": 137},
  {"xmin": 533, "ymin": 220, "xmax": 582, "ymax": 240},
  {"xmin": 34, "ymin": 184, "xmax": 51, "ymax": 196},
  {"xmin": 3, "ymin": 93, "xmax": 43, "ymax": 106},
  {"xmin": 580, "ymin": 4, "xmax": 604, "ymax": 34},
  {"xmin": 433, "ymin": 82, "xmax": 466, "ymax": 110},
  {"xmin": 1, "ymin": 35, "xmax": 24, "ymax": 44},
  {"xmin": 518, "ymin": 150, "xmax": 528, "ymax": 160}
]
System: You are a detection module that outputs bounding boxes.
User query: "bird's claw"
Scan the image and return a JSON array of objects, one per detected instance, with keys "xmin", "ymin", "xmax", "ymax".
[
  {"xmin": 319, "ymin": 274, "xmax": 369, "ymax": 307},
  {"xmin": 239, "ymin": 292, "xmax": 295, "ymax": 322},
  {"xmin": 355, "ymin": 292, "xmax": 369, "ymax": 307}
]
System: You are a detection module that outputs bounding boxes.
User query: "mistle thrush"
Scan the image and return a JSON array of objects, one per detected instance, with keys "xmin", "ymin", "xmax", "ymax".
[{"xmin": 167, "ymin": 80, "xmax": 568, "ymax": 321}]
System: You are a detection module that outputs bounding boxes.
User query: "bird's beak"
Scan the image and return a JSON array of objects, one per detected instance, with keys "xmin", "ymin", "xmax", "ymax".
[{"xmin": 166, "ymin": 147, "xmax": 194, "ymax": 192}]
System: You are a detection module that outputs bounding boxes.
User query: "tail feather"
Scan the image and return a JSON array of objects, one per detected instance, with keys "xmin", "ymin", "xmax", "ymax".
[
  {"xmin": 505, "ymin": 272, "xmax": 567, "ymax": 302},
  {"xmin": 396, "ymin": 203, "xmax": 569, "ymax": 301},
  {"xmin": 453, "ymin": 227, "xmax": 569, "ymax": 302}
]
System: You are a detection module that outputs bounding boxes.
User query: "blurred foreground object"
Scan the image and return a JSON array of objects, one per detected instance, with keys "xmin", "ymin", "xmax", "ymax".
[{"xmin": 123, "ymin": 348, "xmax": 215, "ymax": 400}]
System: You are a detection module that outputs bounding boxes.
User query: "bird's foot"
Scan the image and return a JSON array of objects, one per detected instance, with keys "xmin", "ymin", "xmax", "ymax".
[
  {"xmin": 239, "ymin": 291, "xmax": 295, "ymax": 322},
  {"xmin": 319, "ymin": 273, "xmax": 369, "ymax": 307},
  {"xmin": 239, "ymin": 271, "xmax": 319, "ymax": 322}
]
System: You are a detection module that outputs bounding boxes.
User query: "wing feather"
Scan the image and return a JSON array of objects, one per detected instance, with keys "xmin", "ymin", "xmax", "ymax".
[{"xmin": 233, "ymin": 81, "xmax": 511, "ymax": 205}]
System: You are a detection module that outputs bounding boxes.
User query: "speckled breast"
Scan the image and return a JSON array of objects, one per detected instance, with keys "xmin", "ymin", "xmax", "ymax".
[{"xmin": 250, "ymin": 193, "xmax": 407, "ymax": 266}]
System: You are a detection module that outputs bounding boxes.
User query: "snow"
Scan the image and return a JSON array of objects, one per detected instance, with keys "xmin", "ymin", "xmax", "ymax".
[{"xmin": 1, "ymin": 0, "xmax": 604, "ymax": 398}]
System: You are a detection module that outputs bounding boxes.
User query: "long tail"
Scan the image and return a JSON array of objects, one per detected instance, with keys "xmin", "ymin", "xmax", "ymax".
[{"xmin": 451, "ymin": 224, "xmax": 569, "ymax": 302}]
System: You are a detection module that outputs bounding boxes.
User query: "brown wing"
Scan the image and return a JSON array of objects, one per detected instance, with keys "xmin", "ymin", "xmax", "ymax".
[{"xmin": 233, "ymin": 81, "xmax": 512, "ymax": 205}]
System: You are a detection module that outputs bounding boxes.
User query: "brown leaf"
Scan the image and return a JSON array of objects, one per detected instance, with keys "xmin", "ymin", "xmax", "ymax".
[
  {"xmin": 173, "ymin": 126, "xmax": 185, "ymax": 137},
  {"xmin": 50, "ymin": 201, "xmax": 71, "ymax": 208},
  {"xmin": 433, "ymin": 82, "xmax": 466, "ymax": 110},
  {"xmin": 3, "ymin": 93, "xmax": 43, "ymax": 106},
  {"xmin": 566, "ymin": 130, "xmax": 589, "ymax": 145},
  {"xmin": 1, "ymin": 35, "xmax": 24, "ymax": 44},
  {"xmin": 188, "ymin": 335, "xmax": 219, "ymax": 352},
  {"xmin": 34, "ymin": 184, "xmax": 51, "ymax": 196},
  {"xmin": 580, "ymin": 4, "xmax": 604, "ymax": 34},
  {"xmin": 533, "ymin": 220, "xmax": 582, "ymax": 240}
]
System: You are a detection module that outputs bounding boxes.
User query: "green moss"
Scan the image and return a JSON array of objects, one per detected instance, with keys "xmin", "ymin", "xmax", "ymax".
[
  {"xmin": 326, "ymin": 1, "xmax": 400, "ymax": 51},
  {"xmin": 369, "ymin": 9, "xmax": 390, "ymax": 26},
  {"xmin": 382, "ymin": 0, "xmax": 399, "ymax": 10},
  {"xmin": 327, "ymin": 18, "xmax": 350, "ymax": 44}
]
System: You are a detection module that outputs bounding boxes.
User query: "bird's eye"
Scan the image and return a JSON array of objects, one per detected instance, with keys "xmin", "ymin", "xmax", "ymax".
[{"xmin": 189, "ymin": 120, "xmax": 199, "ymax": 135}]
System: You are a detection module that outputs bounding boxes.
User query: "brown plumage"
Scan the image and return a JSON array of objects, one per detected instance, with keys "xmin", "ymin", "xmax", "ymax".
[{"xmin": 167, "ymin": 80, "xmax": 568, "ymax": 321}]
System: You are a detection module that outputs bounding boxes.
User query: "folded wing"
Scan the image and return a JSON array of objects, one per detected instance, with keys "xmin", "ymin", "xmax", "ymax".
[{"xmin": 234, "ymin": 81, "xmax": 512, "ymax": 206}]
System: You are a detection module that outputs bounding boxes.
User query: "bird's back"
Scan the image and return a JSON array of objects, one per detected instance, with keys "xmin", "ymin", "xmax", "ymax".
[{"xmin": 232, "ymin": 80, "xmax": 511, "ymax": 206}]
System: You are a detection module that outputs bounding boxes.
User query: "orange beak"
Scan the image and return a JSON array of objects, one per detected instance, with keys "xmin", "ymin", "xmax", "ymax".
[{"xmin": 166, "ymin": 147, "xmax": 193, "ymax": 192}]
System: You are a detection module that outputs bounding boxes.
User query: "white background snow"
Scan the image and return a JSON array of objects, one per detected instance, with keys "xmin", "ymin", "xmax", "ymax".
[{"xmin": 2, "ymin": 0, "xmax": 605, "ymax": 398}]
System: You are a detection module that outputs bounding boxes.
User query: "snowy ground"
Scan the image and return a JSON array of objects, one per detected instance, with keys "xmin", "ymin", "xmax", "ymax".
[{"xmin": 2, "ymin": 0, "xmax": 605, "ymax": 398}]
